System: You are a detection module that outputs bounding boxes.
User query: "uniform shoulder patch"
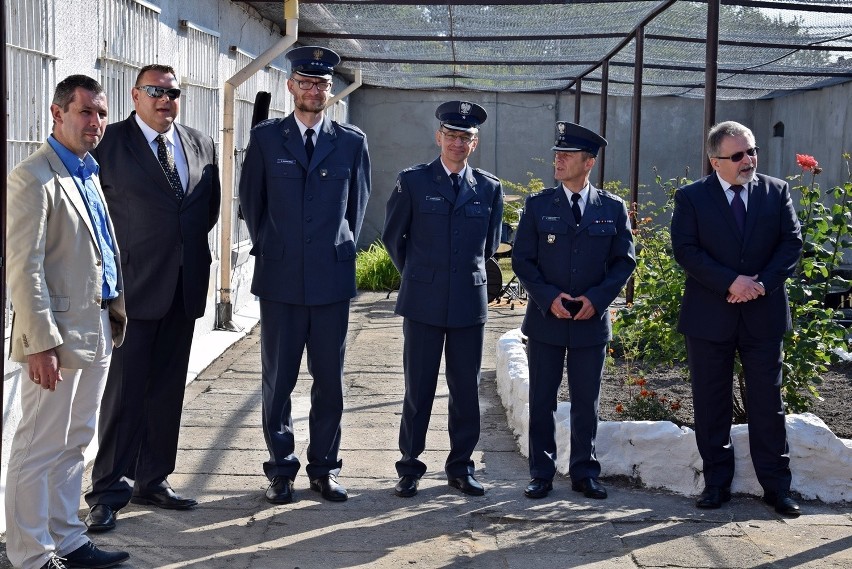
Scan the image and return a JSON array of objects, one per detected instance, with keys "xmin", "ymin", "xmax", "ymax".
[
  {"xmin": 597, "ymin": 189, "xmax": 626, "ymax": 204},
  {"xmin": 401, "ymin": 163, "xmax": 429, "ymax": 174},
  {"xmin": 528, "ymin": 187, "xmax": 556, "ymax": 200},
  {"xmin": 473, "ymin": 167, "xmax": 500, "ymax": 182},
  {"xmin": 334, "ymin": 121, "xmax": 366, "ymax": 137},
  {"xmin": 251, "ymin": 118, "xmax": 281, "ymax": 130}
]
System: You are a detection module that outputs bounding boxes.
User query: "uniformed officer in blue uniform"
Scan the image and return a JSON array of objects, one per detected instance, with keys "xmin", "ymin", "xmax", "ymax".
[
  {"xmin": 512, "ymin": 122, "xmax": 635, "ymax": 500},
  {"xmin": 239, "ymin": 45, "xmax": 371, "ymax": 504},
  {"xmin": 383, "ymin": 101, "xmax": 503, "ymax": 498}
]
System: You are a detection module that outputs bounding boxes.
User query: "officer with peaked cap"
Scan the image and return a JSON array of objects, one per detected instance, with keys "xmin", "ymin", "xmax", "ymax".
[
  {"xmin": 239, "ymin": 45, "xmax": 371, "ymax": 505},
  {"xmin": 383, "ymin": 101, "xmax": 503, "ymax": 498},
  {"xmin": 512, "ymin": 121, "xmax": 636, "ymax": 500}
]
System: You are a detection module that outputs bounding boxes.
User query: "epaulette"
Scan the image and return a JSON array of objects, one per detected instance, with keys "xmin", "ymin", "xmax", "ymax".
[
  {"xmin": 528, "ymin": 187, "xmax": 556, "ymax": 200},
  {"xmin": 401, "ymin": 163, "xmax": 430, "ymax": 174},
  {"xmin": 334, "ymin": 121, "xmax": 366, "ymax": 137},
  {"xmin": 473, "ymin": 167, "xmax": 499, "ymax": 182},
  {"xmin": 251, "ymin": 118, "xmax": 281, "ymax": 130},
  {"xmin": 597, "ymin": 188, "xmax": 626, "ymax": 204}
]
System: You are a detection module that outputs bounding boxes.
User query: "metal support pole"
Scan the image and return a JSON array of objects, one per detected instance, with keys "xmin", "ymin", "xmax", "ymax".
[
  {"xmin": 574, "ymin": 77, "xmax": 581, "ymax": 124},
  {"xmin": 217, "ymin": 16, "xmax": 299, "ymax": 330},
  {"xmin": 598, "ymin": 60, "xmax": 609, "ymax": 188},
  {"xmin": 703, "ymin": 0, "xmax": 721, "ymax": 175},
  {"xmin": 627, "ymin": 27, "xmax": 645, "ymax": 305}
]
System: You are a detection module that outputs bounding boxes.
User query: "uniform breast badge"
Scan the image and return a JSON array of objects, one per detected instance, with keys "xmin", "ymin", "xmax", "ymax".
[{"xmin": 547, "ymin": 234, "xmax": 556, "ymax": 244}]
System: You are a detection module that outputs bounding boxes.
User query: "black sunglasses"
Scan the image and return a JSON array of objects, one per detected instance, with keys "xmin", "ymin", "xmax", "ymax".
[
  {"xmin": 135, "ymin": 85, "xmax": 182, "ymax": 100},
  {"xmin": 715, "ymin": 146, "xmax": 759, "ymax": 162}
]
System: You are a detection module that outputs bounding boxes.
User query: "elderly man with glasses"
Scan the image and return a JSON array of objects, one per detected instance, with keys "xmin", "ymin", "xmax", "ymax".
[
  {"xmin": 84, "ymin": 63, "xmax": 221, "ymax": 532},
  {"xmin": 383, "ymin": 101, "xmax": 503, "ymax": 498},
  {"xmin": 671, "ymin": 120, "xmax": 803, "ymax": 516}
]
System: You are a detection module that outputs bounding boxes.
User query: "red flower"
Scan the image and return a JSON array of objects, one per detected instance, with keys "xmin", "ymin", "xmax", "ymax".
[
  {"xmin": 796, "ymin": 154, "xmax": 818, "ymax": 172},
  {"xmin": 615, "ymin": 404, "xmax": 624, "ymax": 413}
]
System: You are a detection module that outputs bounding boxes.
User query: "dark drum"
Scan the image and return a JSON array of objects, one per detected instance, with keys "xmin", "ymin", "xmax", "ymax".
[{"xmin": 486, "ymin": 257, "xmax": 503, "ymax": 303}]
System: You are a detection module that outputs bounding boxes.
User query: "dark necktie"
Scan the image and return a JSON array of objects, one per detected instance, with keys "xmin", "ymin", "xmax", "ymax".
[
  {"xmin": 156, "ymin": 134, "xmax": 183, "ymax": 201},
  {"xmin": 450, "ymin": 172, "xmax": 460, "ymax": 195},
  {"xmin": 304, "ymin": 128, "xmax": 315, "ymax": 161},
  {"xmin": 571, "ymin": 193, "xmax": 582, "ymax": 225},
  {"xmin": 730, "ymin": 184, "xmax": 746, "ymax": 232}
]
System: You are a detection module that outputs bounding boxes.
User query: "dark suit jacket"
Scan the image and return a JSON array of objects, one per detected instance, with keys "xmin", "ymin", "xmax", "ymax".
[
  {"xmin": 238, "ymin": 113, "xmax": 371, "ymax": 306},
  {"xmin": 512, "ymin": 185, "xmax": 635, "ymax": 348},
  {"xmin": 671, "ymin": 173, "xmax": 802, "ymax": 341},
  {"xmin": 383, "ymin": 158, "xmax": 503, "ymax": 328},
  {"xmin": 92, "ymin": 113, "xmax": 221, "ymax": 320}
]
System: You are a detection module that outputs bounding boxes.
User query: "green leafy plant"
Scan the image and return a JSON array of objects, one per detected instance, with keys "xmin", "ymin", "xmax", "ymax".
[
  {"xmin": 355, "ymin": 241, "xmax": 401, "ymax": 292},
  {"xmin": 501, "ymin": 172, "xmax": 544, "ymax": 226},
  {"xmin": 780, "ymin": 153, "xmax": 852, "ymax": 413},
  {"xmin": 611, "ymin": 173, "xmax": 688, "ymax": 368}
]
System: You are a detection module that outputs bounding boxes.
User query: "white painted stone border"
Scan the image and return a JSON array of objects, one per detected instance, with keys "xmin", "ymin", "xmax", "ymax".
[{"xmin": 495, "ymin": 328, "xmax": 852, "ymax": 503}]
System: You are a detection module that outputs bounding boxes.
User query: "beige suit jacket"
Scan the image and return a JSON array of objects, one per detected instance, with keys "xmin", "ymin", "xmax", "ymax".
[{"xmin": 6, "ymin": 142, "xmax": 127, "ymax": 369}]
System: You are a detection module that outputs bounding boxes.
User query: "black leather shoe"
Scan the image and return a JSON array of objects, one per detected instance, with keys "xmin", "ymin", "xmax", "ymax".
[
  {"xmin": 695, "ymin": 486, "xmax": 731, "ymax": 509},
  {"xmin": 763, "ymin": 490, "xmax": 801, "ymax": 517},
  {"xmin": 571, "ymin": 477, "xmax": 608, "ymax": 499},
  {"xmin": 524, "ymin": 478, "xmax": 553, "ymax": 499},
  {"xmin": 395, "ymin": 475, "xmax": 419, "ymax": 498},
  {"xmin": 265, "ymin": 476, "xmax": 294, "ymax": 504},
  {"xmin": 130, "ymin": 487, "xmax": 197, "ymax": 510},
  {"xmin": 448, "ymin": 475, "xmax": 485, "ymax": 496},
  {"xmin": 62, "ymin": 541, "xmax": 129, "ymax": 568},
  {"xmin": 310, "ymin": 474, "xmax": 348, "ymax": 502},
  {"xmin": 84, "ymin": 505, "xmax": 116, "ymax": 533}
]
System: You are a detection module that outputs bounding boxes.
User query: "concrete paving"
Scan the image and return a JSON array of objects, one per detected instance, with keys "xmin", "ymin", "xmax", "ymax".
[{"xmin": 5, "ymin": 291, "xmax": 851, "ymax": 568}]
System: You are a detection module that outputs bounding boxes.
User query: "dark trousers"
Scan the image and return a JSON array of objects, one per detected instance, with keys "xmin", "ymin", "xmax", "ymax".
[
  {"xmin": 686, "ymin": 326, "xmax": 791, "ymax": 493},
  {"xmin": 259, "ymin": 299, "xmax": 349, "ymax": 481},
  {"xmin": 396, "ymin": 318, "xmax": 484, "ymax": 478},
  {"xmin": 527, "ymin": 340, "xmax": 606, "ymax": 481},
  {"xmin": 87, "ymin": 276, "xmax": 195, "ymax": 508}
]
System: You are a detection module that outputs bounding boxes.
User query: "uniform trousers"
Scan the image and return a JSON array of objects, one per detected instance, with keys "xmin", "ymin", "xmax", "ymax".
[
  {"xmin": 259, "ymin": 299, "xmax": 349, "ymax": 481},
  {"xmin": 527, "ymin": 340, "xmax": 606, "ymax": 481},
  {"xmin": 5, "ymin": 309, "xmax": 112, "ymax": 569},
  {"xmin": 87, "ymin": 273, "xmax": 195, "ymax": 508},
  {"xmin": 396, "ymin": 318, "xmax": 484, "ymax": 478},
  {"xmin": 686, "ymin": 324, "xmax": 791, "ymax": 493}
]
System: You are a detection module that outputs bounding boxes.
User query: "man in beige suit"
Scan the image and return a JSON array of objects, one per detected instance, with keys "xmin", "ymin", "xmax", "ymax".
[{"xmin": 5, "ymin": 75, "xmax": 130, "ymax": 569}]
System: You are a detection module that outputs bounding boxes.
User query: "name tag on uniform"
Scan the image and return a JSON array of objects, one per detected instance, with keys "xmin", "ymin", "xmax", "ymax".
[
  {"xmin": 277, "ymin": 159, "xmax": 296, "ymax": 164},
  {"xmin": 426, "ymin": 196, "xmax": 443, "ymax": 202}
]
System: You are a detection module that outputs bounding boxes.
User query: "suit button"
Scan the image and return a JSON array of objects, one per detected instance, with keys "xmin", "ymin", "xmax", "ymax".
[
  {"xmin": 306, "ymin": 216, "xmax": 312, "ymax": 222},
  {"xmin": 306, "ymin": 237, "xmax": 312, "ymax": 244},
  {"xmin": 307, "ymin": 195, "xmax": 314, "ymax": 201}
]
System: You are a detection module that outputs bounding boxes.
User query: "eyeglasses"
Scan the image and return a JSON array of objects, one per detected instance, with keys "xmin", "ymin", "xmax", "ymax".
[
  {"xmin": 135, "ymin": 85, "xmax": 182, "ymax": 100},
  {"xmin": 294, "ymin": 80, "xmax": 332, "ymax": 92},
  {"xmin": 440, "ymin": 131, "xmax": 476, "ymax": 146},
  {"xmin": 715, "ymin": 146, "xmax": 759, "ymax": 162}
]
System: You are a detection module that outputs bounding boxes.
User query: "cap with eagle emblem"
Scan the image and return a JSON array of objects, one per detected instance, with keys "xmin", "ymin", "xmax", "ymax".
[
  {"xmin": 435, "ymin": 100, "xmax": 487, "ymax": 133},
  {"xmin": 552, "ymin": 121, "xmax": 607, "ymax": 156},
  {"xmin": 286, "ymin": 45, "xmax": 340, "ymax": 78}
]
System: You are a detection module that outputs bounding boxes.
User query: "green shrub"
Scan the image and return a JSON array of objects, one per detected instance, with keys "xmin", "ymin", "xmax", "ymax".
[{"xmin": 356, "ymin": 241, "xmax": 401, "ymax": 292}]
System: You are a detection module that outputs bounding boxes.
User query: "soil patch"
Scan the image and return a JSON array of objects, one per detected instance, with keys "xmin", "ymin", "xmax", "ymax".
[{"xmin": 557, "ymin": 358, "xmax": 852, "ymax": 440}]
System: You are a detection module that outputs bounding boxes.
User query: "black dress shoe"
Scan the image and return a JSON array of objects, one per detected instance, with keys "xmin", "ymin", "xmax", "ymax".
[
  {"xmin": 395, "ymin": 475, "xmax": 419, "ymax": 498},
  {"xmin": 571, "ymin": 477, "xmax": 608, "ymax": 499},
  {"xmin": 62, "ymin": 541, "xmax": 129, "ymax": 568},
  {"xmin": 84, "ymin": 504, "xmax": 116, "ymax": 533},
  {"xmin": 265, "ymin": 476, "xmax": 294, "ymax": 504},
  {"xmin": 524, "ymin": 478, "xmax": 553, "ymax": 499},
  {"xmin": 763, "ymin": 490, "xmax": 801, "ymax": 517},
  {"xmin": 310, "ymin": 474, "xmax": 348, "ymax": 502},
  {"xmin": 130, "ymin": 487, "xmax": 197, "ymax": 510},
  {"xmin": 448, "ymin": 475, "xmax": 485, "ymax": 496},
  {"xmin": 695, "ymin": 486, "xmax": 732, "ymax": 509}
]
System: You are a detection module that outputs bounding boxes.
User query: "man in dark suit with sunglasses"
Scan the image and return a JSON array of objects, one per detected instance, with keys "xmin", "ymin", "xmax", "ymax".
[
  {"xmin": 84, "ymin": 64, "xmax": 221, "ymax": 531},
  {"xmin": 671, "ymin": 121, "xmax": 802, "ymax": 516}
]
